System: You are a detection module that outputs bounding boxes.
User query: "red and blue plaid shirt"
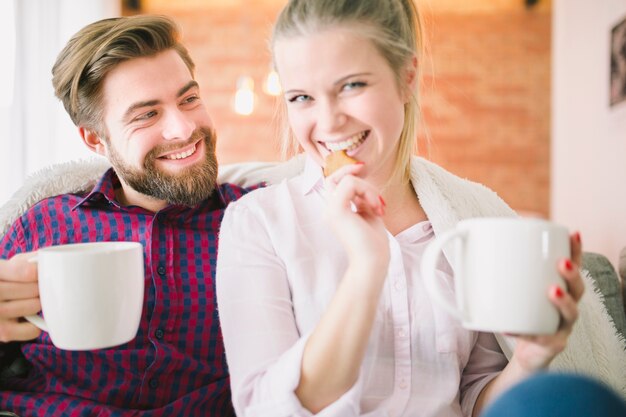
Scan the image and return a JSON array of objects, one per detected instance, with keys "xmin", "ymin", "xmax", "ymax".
[{"xmin": 0, "ymin": 169, "xmax": 249, "ymax": 416}]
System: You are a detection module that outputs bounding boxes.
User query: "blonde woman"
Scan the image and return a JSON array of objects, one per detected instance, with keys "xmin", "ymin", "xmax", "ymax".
[{"xmin": 216, "ymin": 1, "xmax": 585, "ymax": 416}]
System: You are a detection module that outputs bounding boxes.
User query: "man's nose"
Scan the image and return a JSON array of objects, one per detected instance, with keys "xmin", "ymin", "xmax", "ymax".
[{"xmin": 162, "ymin": 109, "xmax": 195, "ymax": 141}]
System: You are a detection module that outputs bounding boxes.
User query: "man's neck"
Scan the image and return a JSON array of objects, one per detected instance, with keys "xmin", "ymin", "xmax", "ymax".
[{"xmin": 115, "ymin": 182, "xmax": 169, "ymax": 213}]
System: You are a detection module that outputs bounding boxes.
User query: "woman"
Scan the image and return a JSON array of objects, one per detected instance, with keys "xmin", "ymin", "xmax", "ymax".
[{"xmin": 216, "ymin": 0, "xmax": 585, "ymax": 415}]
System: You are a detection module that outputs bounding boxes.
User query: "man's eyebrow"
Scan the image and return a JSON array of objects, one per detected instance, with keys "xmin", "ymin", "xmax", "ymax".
[{"xmin": 177, "ymin": 80, "xmax": 199, "ymax": 97}]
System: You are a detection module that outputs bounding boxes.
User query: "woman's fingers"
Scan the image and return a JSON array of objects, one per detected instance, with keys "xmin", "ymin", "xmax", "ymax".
[
  {"xmin": 326, "ymin": 172, "xmax": 384, "ymax": 217},
  {"xmin": 549, "ymin": 284, "xmax": 579, "ymax": 332}
]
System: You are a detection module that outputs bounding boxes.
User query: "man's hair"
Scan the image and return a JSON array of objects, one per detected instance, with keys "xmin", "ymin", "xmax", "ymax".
[{"xmin": 52, "ymin": 14, "xmax": 195, "ymax": 133}]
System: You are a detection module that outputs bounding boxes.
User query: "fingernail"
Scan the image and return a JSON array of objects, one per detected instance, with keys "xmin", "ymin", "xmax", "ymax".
[
  {"xmin": 379, "ymin": 196, "xmax": 386, "ymax": 207},
  {"xmin": 565, "ymin": 259, "xmax": 573, "ymax": 271},
  {"xmin": 553, "ymin": 286, "xmax": 564, "ymax": 298},
  {"xmin": 574, "ymin": 231, "xmax": 581, "ymax": 244}
]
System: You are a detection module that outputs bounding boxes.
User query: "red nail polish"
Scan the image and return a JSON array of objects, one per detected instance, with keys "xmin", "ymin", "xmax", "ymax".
[
  {"xmin": 565, "ymin": 259, "xmax": 573, "ymax": 271},
  {"xmin": 355, "ymin": 161, "xmax": 365, "ymax": 166},
  {"xmin": 574, "ymin": 231, "xmax": 581, "ymax": 244},
  {"xmin": 379, "ymin": 196, "xmax": 386, "ymax": 207},
  {"xmin": 553, "ymin": 286, "xmax": 564, "ymax": 298}
]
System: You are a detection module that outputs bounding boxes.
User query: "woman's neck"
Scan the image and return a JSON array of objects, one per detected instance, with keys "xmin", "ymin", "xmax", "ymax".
[{"xmin": 380, "ymin": 178, "xmax": 427, "ymax": 236}]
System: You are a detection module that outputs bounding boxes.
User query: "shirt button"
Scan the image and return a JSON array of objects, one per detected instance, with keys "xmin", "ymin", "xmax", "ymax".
[
  {"xmin": 149, "ymin": 378, "xmax": 159, "ymax": 389},
  {"xmin": 398, "ymin": 328, "xmax": 407, "ymax": 338},
  {"xmin": 394, "ymin": 280, "xmax": 404, "ymax": 291},
  {"xmin": 399, "ymin": 379, "xmax": 408, "ymax": 389},
  {"xmin": 157, "ymin": 266, "xmax": 166, "ymax": 275},
  {"xmin": 155, "ymin": 329, "xmax": 165, "ymax": 339}
]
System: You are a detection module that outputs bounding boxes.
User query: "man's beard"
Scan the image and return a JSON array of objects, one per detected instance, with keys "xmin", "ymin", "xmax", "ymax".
[{"xmin": 108, "ymin": 127, "xmax": 218, "ymax": 206}]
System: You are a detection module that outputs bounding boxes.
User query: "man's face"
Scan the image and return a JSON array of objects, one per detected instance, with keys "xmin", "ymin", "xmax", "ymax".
[{"xmin": 98, "ymin": 49, "xmax": 217, "ymax": 207}]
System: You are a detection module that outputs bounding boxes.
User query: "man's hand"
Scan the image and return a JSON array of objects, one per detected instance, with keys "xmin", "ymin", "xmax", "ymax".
[{"xmin": 0, "ymin": 252, "xmax": 41, "ymax": 342}]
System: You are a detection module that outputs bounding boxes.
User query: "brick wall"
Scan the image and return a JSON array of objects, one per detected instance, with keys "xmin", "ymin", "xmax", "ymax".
[{"xmin": 136, "ymin": 0, "xmax": 551, "ymax": 216}]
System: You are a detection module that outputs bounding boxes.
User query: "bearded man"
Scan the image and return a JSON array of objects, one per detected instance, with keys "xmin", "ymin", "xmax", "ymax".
[{"xmin": 0, "ymin": 15, "xmax": 246, "ymax": 416}]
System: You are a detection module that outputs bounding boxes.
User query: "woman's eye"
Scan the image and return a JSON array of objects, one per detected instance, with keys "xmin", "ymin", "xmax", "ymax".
[
  {"xmin": 288, "ymin": 94, "xmax": 311, "ymax": 103},
  {"xmin": 343, "ymin": 81, "xmax": 366, "ymax": 91}
]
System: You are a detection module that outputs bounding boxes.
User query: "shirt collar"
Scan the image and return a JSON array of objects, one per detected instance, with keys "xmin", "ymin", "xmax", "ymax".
[
  {"xmin": 74, "ymin": 168, "xmax": 233, "ymax": 214},
  {"xmin": 301, "ymin": 155, "xmax": 325, "ymax": 196},
  {"xmin": 74, "ymin": 168, "xmax": 122, "ymax": 210}
]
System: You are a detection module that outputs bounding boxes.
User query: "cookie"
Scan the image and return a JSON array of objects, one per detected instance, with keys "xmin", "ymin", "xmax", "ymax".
[{"xmin": 323, "ymin": 150, "xmax": 359, "ymax": 177}]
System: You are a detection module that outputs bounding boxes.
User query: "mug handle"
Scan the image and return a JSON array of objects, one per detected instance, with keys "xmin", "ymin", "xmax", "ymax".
[
  {"xmin": 420, "ymin": 228, "xmax": 466, "ymax": 321},
  {"xmin": 23, "ymin": 255, "xmax": 49, "ymax": 332}
]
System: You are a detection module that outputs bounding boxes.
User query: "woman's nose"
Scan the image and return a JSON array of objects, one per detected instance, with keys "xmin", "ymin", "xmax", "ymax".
[{"xmin": 316, "ymin": 99, "xmax": 346, "ymax": 133}]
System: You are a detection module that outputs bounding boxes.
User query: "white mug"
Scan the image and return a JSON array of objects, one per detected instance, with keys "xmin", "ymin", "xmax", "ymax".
[
  {"xmin": 26, "ymin": 241, "xmax": 144, "ymax": 350},
  {"xmin": 421, "ymin": 217, "xmax": 570, "ymax": 335}
]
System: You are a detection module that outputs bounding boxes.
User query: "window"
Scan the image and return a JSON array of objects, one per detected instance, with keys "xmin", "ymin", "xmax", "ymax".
[{"xmin": 0, "ymin": 0, "xmax": 15, "ymax": 108}]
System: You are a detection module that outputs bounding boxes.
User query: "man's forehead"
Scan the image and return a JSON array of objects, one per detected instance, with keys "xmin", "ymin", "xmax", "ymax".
[{"xmin": 101, "ymin": 50, "xmax": 195, "ymax": 116}]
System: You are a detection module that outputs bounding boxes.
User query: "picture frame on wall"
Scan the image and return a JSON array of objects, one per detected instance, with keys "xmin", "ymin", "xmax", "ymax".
[{"xmin": 610, "ymin": 15, "xmax": 626, "ymax": 107}]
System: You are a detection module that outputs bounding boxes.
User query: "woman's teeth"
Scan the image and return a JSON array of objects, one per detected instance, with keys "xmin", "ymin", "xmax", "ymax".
[
  {"xmin": 325, "ymin": 131, "xmax": 367, "ymax": 152},
  {"xmin": 164, "ymin": 145, "xmax": 197, "ymax": 160}
]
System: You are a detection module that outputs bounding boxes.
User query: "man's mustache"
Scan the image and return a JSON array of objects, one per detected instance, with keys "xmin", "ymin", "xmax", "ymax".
[{"xmin": 144, "ymin": 128, "xmax": 216, "ymax": 163}]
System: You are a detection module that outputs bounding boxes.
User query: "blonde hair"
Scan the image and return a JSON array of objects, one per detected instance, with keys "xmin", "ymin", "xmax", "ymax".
[
  {"xmin": 52, "ymin": 15, "xmax": 194, "ymax": 134},
  {"xmin": 271, "ymin": 0, "xmax": 423, "ymax": 183}
]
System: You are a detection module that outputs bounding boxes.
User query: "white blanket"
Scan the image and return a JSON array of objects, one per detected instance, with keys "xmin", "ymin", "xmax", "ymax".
[{"xmin": 1, "ymin": 155, "xmax": 625, "ymax": 398}]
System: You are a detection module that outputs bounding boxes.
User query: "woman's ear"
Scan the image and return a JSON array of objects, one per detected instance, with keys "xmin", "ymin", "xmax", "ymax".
[
  {"xmin": 79, "ymin": 127, "xmax": 107, "ymax": 156},
  {"xmin": 403, "ymin": 55, "xmax": 419, "ymax": 102}
]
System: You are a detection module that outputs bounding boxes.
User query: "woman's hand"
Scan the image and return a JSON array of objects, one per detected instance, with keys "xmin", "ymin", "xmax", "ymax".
[
  {"xmin": 324, "ymin": 163, "xmax": 389, "ymax": 275},
  {"xmin": 510, "ymin": 232, "xmax": 585, "ymax": 371},
  {"xmin": 0, "ymin": 252, "xmax": 41, "ymax": 342}
]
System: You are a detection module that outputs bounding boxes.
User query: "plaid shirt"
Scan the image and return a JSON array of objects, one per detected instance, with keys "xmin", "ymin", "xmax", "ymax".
[{"xmin": 0, "ymin": 169, "xmax": 249, "ymax": 416}]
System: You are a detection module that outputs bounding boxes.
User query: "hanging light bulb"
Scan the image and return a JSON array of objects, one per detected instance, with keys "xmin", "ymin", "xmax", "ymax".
[
  {"xmin": 233, "ymin": 76, "xmax": 255, "ymax": 116},
  {"xmin": 263, "ymin": 70, "xmax": 281, "ymax": 96}
]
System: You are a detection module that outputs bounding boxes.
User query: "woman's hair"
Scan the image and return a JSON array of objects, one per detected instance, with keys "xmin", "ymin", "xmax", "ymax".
[
  {"xmin": 271, "ymin": 0, "xmax": 424, "ymax": 182},
  {"xmin": 52, "ymin": 15, "xmax": 195, "ymax": 135}
]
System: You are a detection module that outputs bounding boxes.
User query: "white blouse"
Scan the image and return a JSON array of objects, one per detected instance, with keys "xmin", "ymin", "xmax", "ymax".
[{"xmin": 216, "ymin": 157, "xmax": 507, "ymax": 417}]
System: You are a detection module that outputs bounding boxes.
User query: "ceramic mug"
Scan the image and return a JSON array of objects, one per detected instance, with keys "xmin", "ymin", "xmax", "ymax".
[
  {"xmin": 26, "ymin": 241, "xmax": 144, "ymax": 350},
  {"xmin": 421, "ymin": 217, "xmax": 570, "ymax": 334}
]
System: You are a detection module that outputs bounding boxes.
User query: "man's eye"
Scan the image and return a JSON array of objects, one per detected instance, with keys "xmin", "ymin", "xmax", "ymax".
[
  {"xmin": 288, "ymin": 94, "xmax": 311, "ymax": 103},
  {"xmin": 182, "ymin": 95, "xmax": 199, "ymax": 104},
  {"xmin": 136, "ymin": 110, "xmax": 157, "ymax": 121}
]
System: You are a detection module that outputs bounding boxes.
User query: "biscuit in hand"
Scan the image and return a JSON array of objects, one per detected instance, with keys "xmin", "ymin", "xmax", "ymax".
[{"xmin": 323, "ymin": 150, "xmax": 359, "ymax": 177}]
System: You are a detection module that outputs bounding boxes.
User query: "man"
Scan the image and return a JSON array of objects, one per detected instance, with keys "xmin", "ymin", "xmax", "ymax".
[{"xmin": 0, "ymin": 15, "xmax": 246, "ymax": 415}]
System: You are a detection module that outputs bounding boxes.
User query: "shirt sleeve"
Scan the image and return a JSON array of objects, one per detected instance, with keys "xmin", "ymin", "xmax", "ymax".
[
  {"xmin": 0, "ymin": 216, "xmax": 27, "ymax": 259},
  {"xmin": 216, "ymin": 201, "xmax": 363, "ymax": 417},
  {"xmin": 459, "ymin": 331, "xmax": 508, "ymax": 416},
  {"xmin": 0, "ymin": 217, "xmax": 28, "ymax": 362}
]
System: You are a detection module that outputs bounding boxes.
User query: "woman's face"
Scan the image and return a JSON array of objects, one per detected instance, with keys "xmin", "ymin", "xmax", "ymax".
[{"xmin": 274, "ymin": 27, "xmax": 409, "ymax": 183}]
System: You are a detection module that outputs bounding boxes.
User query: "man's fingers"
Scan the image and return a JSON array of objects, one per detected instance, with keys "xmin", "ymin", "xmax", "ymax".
[
  {"xmin": 0, "ymin": 320, "xmax": 42, "ymax": 343},
  {"xmin": 0, "ymin": 253, "xmax": 38, "ymax": 283},
  {"xmin": 0, "ymin": 298, "xmax": 42, "ymax": 319},
  {"xmin": 0, "ymin": 281, "xmax": 39, "ymax": 302}
]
